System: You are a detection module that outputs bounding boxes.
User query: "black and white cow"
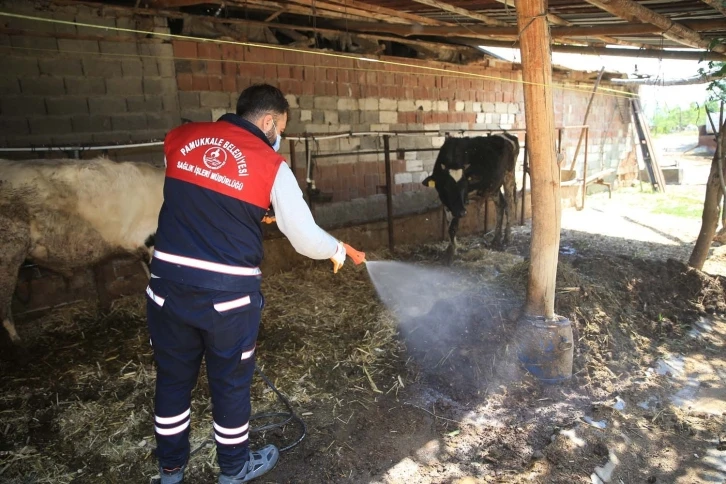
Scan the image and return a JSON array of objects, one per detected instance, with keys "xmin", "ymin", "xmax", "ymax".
[{"xmin": 422, "ymin": 133, "xmax": 519, "ymax": 260}]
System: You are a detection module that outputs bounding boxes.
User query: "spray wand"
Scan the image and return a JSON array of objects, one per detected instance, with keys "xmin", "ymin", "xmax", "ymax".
[{"xmin": 343, "ymin": 243, "xmax": 367, "ymax": 266}]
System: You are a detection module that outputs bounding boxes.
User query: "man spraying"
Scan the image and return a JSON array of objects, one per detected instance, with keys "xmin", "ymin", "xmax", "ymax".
[{"xmin": 146, "ymin": 84, "xmax": 346, "ymax": 483}]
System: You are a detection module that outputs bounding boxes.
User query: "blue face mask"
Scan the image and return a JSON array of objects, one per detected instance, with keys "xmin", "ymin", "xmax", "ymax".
[{"xmin": 271, "ymin": 120, "xmax": 281, "ymax": 152}]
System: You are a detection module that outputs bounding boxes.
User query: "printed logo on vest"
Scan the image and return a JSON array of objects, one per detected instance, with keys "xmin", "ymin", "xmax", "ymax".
[{"xmin": 203, "ymin": 147, "xmax": 227, "ymax": 170}]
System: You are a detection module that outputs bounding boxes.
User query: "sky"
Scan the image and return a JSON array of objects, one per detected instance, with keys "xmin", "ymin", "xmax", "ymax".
[{"xmin": 483, "ymin": 47, "xmax": 714, "ymax": 120}]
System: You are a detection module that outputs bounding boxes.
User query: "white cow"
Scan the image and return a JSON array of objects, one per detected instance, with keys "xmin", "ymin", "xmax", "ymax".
[{"xmin": 0, "ymin": 157, "xmax": 165, "ymax": 342}]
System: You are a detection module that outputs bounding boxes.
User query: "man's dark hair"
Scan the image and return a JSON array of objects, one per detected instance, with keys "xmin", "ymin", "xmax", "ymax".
[{"xmin": 236, "ymin": 84, "xmax": 289, "ymax": 120}]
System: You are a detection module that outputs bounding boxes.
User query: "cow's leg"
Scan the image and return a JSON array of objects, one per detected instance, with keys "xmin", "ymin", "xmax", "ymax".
[
  {"xmin": 502, "ymin": 169, "xmax": 517, "ymax": 246},
  {"xmin": 492, "ymin": 193, "xmax": 506, "ymax": 250},
  {"xmin": 446, "ymin": 216, "xmax": 460, "ymax": 264},
  {"xmin": 0, "ymin": 217, "xmax": 31, "ymax": 344}
]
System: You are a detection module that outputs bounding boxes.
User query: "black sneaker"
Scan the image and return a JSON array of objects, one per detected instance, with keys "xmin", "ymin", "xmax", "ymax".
[{"xmin": 218, "ymin": 445, "xmax": 279, "ymax": 483}]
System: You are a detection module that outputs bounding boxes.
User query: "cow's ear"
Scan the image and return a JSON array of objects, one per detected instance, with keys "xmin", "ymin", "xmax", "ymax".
[{"xmin": 422, "ymin": 176, "xmax": 435, "ymax": 188}]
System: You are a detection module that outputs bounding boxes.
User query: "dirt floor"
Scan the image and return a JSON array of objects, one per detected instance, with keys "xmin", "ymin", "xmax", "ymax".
[{"xmin": 1, "ymin": 136, "xmax": 725, "ymax": 484}]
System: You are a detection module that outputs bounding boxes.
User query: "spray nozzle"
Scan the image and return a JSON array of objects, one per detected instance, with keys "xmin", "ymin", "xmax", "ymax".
[{"xmin": 343, "ymin": 243, "xmax": 366, "ymax": 265}]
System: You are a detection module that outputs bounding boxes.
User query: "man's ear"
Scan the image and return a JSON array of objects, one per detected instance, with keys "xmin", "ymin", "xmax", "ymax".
[{"xmin": 422, "ymin": 176, "xmax": 435, "ymax": 188}]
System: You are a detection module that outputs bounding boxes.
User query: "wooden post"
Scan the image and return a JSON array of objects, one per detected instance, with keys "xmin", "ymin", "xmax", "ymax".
[
  {"xmin": 516, "ymin": 1, "xmax": 561, "ymax": 319},
  {"xmin": 383, "ymin": 135, "xmax": 395, "ymax": 252},
  {"xmin": 568, "ymin": 67, "xmax": 604, "ymax": 172}
]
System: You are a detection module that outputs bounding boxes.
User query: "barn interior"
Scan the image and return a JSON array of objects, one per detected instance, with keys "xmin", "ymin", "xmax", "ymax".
[{"xmin": 1, "ymin": 1, "xmax": 726, "ymax": 483}]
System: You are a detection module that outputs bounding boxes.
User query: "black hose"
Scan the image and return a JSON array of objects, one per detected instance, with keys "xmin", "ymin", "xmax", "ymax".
[{"xmin": 188, "ymin": 365, "xmax": 306, "ymax": 457}]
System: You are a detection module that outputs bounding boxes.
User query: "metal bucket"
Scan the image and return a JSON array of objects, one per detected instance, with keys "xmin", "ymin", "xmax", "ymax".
[{"xmin": 515, "ymin": 315, "xmax": 573, "ymax": 384}]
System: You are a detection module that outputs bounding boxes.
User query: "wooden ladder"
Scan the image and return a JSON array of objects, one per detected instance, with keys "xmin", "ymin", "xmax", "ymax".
[{"xmin": 631, "ymin": 98, "xmax": 667, "ymax": 192}]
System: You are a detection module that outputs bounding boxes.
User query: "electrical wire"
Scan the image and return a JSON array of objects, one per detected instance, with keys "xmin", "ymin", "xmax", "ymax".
[{"xmin": 187, "ymin": 365, "xmax": 307, "ymax": 461}]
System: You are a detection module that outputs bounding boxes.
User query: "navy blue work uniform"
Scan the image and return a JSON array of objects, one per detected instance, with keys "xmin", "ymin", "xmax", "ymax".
[{"xmin": 146, "ymin": 114, "xmax": 285, "ymax": 475}]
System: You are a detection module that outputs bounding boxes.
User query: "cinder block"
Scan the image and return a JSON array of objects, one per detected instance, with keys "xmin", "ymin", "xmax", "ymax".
[
  {"xmin": 146, "ymin": 112, "xmax": 179, "ymax": 130},
  {"xmin": 121, "ymin": 60, "xmax": 143, "ymax": 77},
  {"xmin": 285, "ymin": 94, "xmax": 299, "ymax": 108},
  {"xmin": 0, "ymin": 117, "xmax": 30, "ymax": 136},
  {"xmin": 338, "ymin": 110, "xmax": 360, "ymax": 125},
  {"xmin": 158, "ymin": 60, "xmax": 175, "ymax": 78},
  {"xmin": 432, "ymin": 136, "xmax": 445, "ymax": 148},
  {"xmin": 6, "ymin": 56, "xmax": 40, "ymax": 76},
  {"xmin": 1, "ymin": 96, "xmax": 46, "ymax": 116},
  {"xmin": 412, "ymin": 171, "xmax": 429, "ymax": 184},
  {"xmin": 380, "ymin": 98, "xmax": 397, "ymax": 111},
  {"xmin": 394, "ymin": 172, "xmax": 412, "ymax": 184},
  {"xmin": 476, "ymin": 113, "xmax": 486, "ymax": 124},
  {"xmin": 112, "ymin": 113, "xmax": 148, "ymax": 131},
  {"xmin": 144, "ymin": 77, "xmax": 175, "ymax": 96},
  {"xmin": 435, "ymin": 101, "xmax": 449, "ymax": 112},
  {"xmin": 339, "ymin": 138, "xmax": 361, "ymax": 151},
  {"xmin": 406, "ymin": 159, "xmax": 423, "ymax": 172},
  {"xmin": 88, "ymin": 97, "xmax": 127, "ymax": 115},
  {"xmin": 398, "ymin": 100, "xmax": 416, "ymax": 112},
  {"xmin": 57, "ymin": 39, "xmax": 98, "ymax": 53},
  {"xmin": 200, "ymin": 91, "xmax": 231, "ymax": 108},
  {"xmin": 46, "ymin": 97, "xmax": 89, "ymax": 115},
  {"xmin": 82, "ymin": 59, "xmax": 123, "ymax": 77},
  {"xmin": 360, "ymin": 98, "xmax": 379, "ymax": 111},
  {"xmin": 300, "ymin": 110, "xmax": 312, "ymax": 122},
  {"xmin": 379, "ymin": 111, "xmax": 397, "ymax": 124},
  {"xmin": 312, "ymin": 110, "xmax": 324, "ymax": 124},
  {"xmin": 454, "ymin": 101, "xmax": 465, "ymax": 112},
  {"xmin": 181, "ymin": 109, "xmax": 212, "ymax": 123},
  {"xmin": 211, "ymin": 108, "xmax": 228, "ymax": 121},
  {"xmin": 293, "ymin": 95, "xmax": 311, "ymax": 110},
  {"xmin": 313, "ymin": 96, "xmax": 336, "ymax": 110},
  {"xmin": 11, "ymin": 36, "xmax": 58, "ymax": 51},
  {"xmin": 324, "ymin": 110, "xmax": 339, "ymax": 125},
  {"xmin": 495, "ymin": 102, "xmax": 508, "ymax": 114},
  {"xmin": 38, "ymin": 57, "xmax": 83, "ymax": 77},
  {"xmin": 337, "ymin": 98, "xmax": 357, "ymax": 111},
  {"xmin": 178, "ymin": 92, "xmax": 199, "ymax": 110},
  {"xmin": 499, "ymin": 113, "xmax": 508, "ymax": 124},
  {"xmin": 21, "ymin": 77, "xmax": 66, "ymax": 96},
  {"xmin": 361, "ymin": 111, "xmax": 379, "ymax": 124},
  {"xmin": 65, "ymin": 77, "xmax": 106, "ymax": 95},
  {"xmin": 160, "ymin": 94, "xmax": 180, "ymax": 113},
  {"xmin": 141, "ymin": 57, "xmax": 160, "ymax": 76},
  {"xmin": 485, "ymin": 113, "xmax": 494, "ymax": 124},
  {"xmin": 99, "ymin": 41, "xmax": 138, "ymax": 56},
  {"xmin": 0, "ymin": 77, "xmax": 21, "ymax": 95},
  {"xmin": 71, "ymin": 115, "xmax": 112, "ymax": 133},
  {"xmin": 106, "ymin": 78, "xmax": 143, "ymax": 96},
  {"xmin": 29, "ymin": 116, "xmax": 73, "ymax": 135},
  {"xmin": 507, "ymin": 103, "xmax": 519, "ymax": 113},
  {"xmin": 127, "ymin": 95, "xmax": 163, "ymax": 112},
  {"xmin": 414, "ymin": 100, "xmax": 432, "ymax": 112},
  {"xmin": 370, "ymin": 124, "xmax": 389, "ymax": 131}
]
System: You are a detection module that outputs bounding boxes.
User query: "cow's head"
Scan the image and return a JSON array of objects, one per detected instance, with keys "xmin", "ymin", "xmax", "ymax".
[{"xmin": 422, "ymin": 165, "xmax": 468, "ymax": 218}]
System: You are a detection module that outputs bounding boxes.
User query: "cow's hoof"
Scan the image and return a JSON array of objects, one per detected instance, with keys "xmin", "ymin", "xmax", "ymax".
[{"xmin": 445, "ymin": 245, "xmax": 456, "ymax": 265}]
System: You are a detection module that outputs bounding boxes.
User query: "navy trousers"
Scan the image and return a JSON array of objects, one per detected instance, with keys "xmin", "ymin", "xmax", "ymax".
[{"xmin": 145, "ymin": 276, "xmax": 263, "ymax": 475}]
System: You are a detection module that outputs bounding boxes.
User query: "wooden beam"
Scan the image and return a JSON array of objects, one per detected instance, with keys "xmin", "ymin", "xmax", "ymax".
[
  {"xmin": 470, "ymin": 40, "xmax": 726, "ymax": 60},
  {"xmin": 585, "ymin": 0, "xmax": 726, "ymax": 53},
  {"xmin": 410, "ymin": 0, "xmax": 510, "ymax": 27},
  {"xmin": 611, "ymin": 71, "xmax": 726, "ymax": 86},
  {"xmin": 283, "ymin": 0, "xmax": 412, "ymax": 24},
  {"xmin": 325, "ymin": 0, "xmax": 449, "ymax": 26},
  {"xmin": 325, "ymin": 19, "xmax": 726, "ymax": 39},
  {"xmin": 264, "ymin": 8, "xmax": 286, "ymax": 22},
  {"xmin": 515, "ymin": 0, "xmax": 561, "ymax": 319},
  {"xmin": 701, "ymin": 0, "xmax": 726, "ymax": 17}
]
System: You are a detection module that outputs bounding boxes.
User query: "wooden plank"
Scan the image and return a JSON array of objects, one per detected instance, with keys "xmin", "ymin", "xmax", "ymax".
[
  {"xmin": 284, "ymin": 0, "xmax": 413, "ymax": 24},
  {"xmin": 516, "ymin": 0, "xmax": 561, "ymax": 319},
  {"xmin": 585, "ymin": 0, "xmax": 726, "ymax": 53},
  {"xmin": 325, "ymin": 0, "xmax": 450, "ymax": 26},
  {"xmin": 410, "ymin": 0, "xmax": 510, "ymax": 27},
  {"xmin": 701, "ymin": 0, "xmax": 726, "ymax": 17}
]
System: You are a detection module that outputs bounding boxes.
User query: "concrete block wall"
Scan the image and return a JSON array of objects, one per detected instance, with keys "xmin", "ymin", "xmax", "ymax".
[{"xmin": 0, "ymin": 1, "xmax": 179, "ymax": 164}]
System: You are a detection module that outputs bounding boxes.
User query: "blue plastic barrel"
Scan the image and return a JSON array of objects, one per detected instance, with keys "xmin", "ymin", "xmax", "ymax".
[{"xmin": 515, "ymin": 316, "xmax": 573, "ymax": 384}]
